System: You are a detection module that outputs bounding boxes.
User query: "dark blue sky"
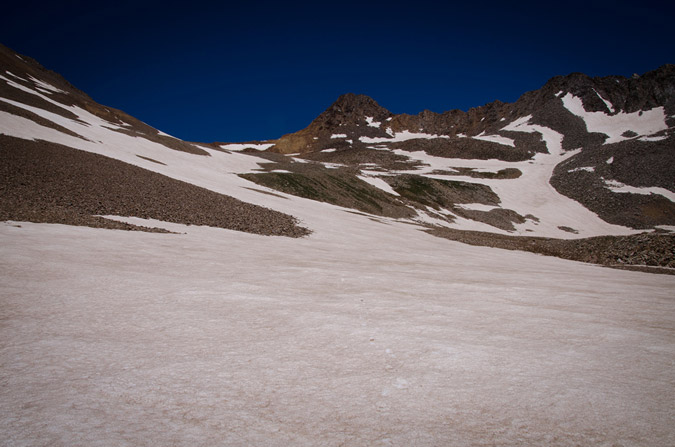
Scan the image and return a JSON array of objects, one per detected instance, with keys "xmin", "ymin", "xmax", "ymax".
[{"xmin": 2, "ymin": 1, "xmax": 674, "ymax": 143}]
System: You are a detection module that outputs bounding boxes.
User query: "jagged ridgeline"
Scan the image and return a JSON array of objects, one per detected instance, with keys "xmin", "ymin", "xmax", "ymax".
[
  {"xmin": 225, "ymin": 67, "xmax": 674, "ymax": 235},
  {"xmin": 1, "ymin": 41, "xmax": 674, "ymax": 268},
  {"xmin": 0, "ymin": 43, "xmax": 309, "ymax": 237}
]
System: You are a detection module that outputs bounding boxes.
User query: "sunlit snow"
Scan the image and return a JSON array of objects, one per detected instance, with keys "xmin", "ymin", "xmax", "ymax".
[
  {"xmin": 365, "ymin": 116, "xmax": 381, "ymax": 127},
  {"xmin": 2, "ymin": 75, "xmax": 675, "ymax": 446},
  {"xmin": 639, "ymin": 135, "xmax": 668, "ymax": 142},
  {"xmin": 568, "ymin": 166, "xmax": 595, "ymax": 173},
  {"xmin": 360, "ymin": 130, "xmax": 450, "ymax": 144},
  {"xmin": 562, "ymin": 93, "xmax": 667, "ymax": 144},
  {"xmin": 455, "ymin": 202, "xmax": 499, "ymax": 212},
  {"xmin": 356, "ymin": 174, "xmax": 400, "ymax": 196},
  {"xmin": 603, "ymin": 178, "xmax": 675, "ymax": 202},
  {"xmin": 219, "ymin": 142, "xmax": 274, "ymax": 151},
  {"xmin": 472, "ymin": 131, "xmax": 515, "ymax": 147},
  {"xmin": 385, "ymin": 116, "xmax": 640, "ymax": 237},
  {"xmin": 157, "ymin": 130, "xmax": 177, "ymax": 138},
  {"xmin": 593, "ymin": 88, "xmax": 615, "ymax": 113}
]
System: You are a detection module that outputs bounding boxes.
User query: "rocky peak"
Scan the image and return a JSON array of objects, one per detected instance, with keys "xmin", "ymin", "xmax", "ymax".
[
  {"xmin": 535, "ymin": 65, "xmax": 675, "ymax": 114},
  {"xmin": 313, "ymin": 93, "xmax": 392, "ymax": 130}
]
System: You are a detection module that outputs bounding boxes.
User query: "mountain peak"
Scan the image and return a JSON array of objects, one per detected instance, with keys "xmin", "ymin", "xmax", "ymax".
[
  {"xmin": 317, "ymin": 93, "xmax": 392, "ymax": 128},
  {"xmin": 332, "ymin": 93, "xmax": 382, "ymax": 108}
]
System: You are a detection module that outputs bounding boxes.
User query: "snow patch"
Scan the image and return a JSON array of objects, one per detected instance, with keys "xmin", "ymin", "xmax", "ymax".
[
  {"xmin": 157, "ymin": 130, "xmax": 176, "ymax": 139},
  {"xmin": 568, "ymin": 166, "xmax": 595, "ymax": 173},
  {"xmin": 501, "ymin": 115, "xmax": 535, "ymax": 133},
  {"xmin": 5, "ymin": 71, "xmax": 25, "ymax": 81},
  {"xmin": 28, "ymin": 75, "xmax": 66, "ymax": 94},
  {"xmin": 331, "ymin": 134, "xmax": 347, "ymax": 139},
  {"xmin": 360, "ymin": 130, "xmax": 450, "ymax": 144},
  {"xmin": 639, "ymin": 135, "xmax": 668, "ymax": 142},
  {"xmin": 321, "ymin": 149, "xmax": 336, "ymax": 153},
  {"xmin": 365, "ymin": 116, "xmax": 381, "ymax": 128},
  {"xmin": 455, "ymin": 203, "xmax": 499, "ymax": 212},
  {"xmin": 562, "ymin": 93, "xmax": 667, "ymax": 144},
  {"xmin": 593, "ymin": 88, "xmax": 615, "ymax": 113},
  {"xmin": 473, "ymin": 131, "xmax": 515, "ymax": 147},
  {"xmin": 606, "ymin": 157, "xmax": 614, "ymax": 164},
  {"xmin": 322, "ymin": 163, "xmax": 344, "ymax": 169},
  {"xmin": 357, "ymin": 175, "xmax": 400, "ymax": 196},
  {"xmin": 603, "ymin": 179, "xmax": 675, "ymax": 202},
  {"xmin": 220, "ymin": 143, "xmax": 274, "ymax": 151}
]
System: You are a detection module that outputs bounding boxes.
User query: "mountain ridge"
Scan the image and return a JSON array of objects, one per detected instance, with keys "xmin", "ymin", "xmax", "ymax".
[
  {"xmin": 267, "ymin": 63, "xmax": 674, "ymax": 156},
  {"xmin": 1, "ymin": 43, "xmax": 674, "ymax": 268}
]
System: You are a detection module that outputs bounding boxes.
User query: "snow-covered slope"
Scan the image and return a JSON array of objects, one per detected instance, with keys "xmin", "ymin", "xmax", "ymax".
[
  {"xmin": 261, "ymin": 68, "xmax": 675, "ymax": 235},
  {"xmin": 1, "ymin": 45, "xmax": 675, "ymax": 446}
]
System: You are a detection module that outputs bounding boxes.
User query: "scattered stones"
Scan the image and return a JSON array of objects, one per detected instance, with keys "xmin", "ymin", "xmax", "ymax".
[
  {"xmin": 429, "ymin": 227, "xmax": 675, "ymax": 274},
  {"xmin": 0, "ymin": 135, "xmax": 310, "ymax": 237}
]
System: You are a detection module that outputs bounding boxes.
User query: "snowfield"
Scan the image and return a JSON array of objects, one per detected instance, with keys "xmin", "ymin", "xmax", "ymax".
[
  {"xmin": 2, "ymin": 215, "xmax": 674, "ymax": 447},
  {"xmin": 1, "ymin": 70, "xmax": 675, "ymax": 446},
  {"xmin": 562, "ymin": 93, "xmax": 668, "ymax": 144},
  {"xmin": 382, "ymin": 113, "xmax": 642, "ymax": 238}
]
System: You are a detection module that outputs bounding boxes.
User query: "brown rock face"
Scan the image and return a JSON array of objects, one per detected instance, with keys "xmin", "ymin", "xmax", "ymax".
[{"xmin": 271, "ymin": 93, "xmax": 394, "ymax": 154}]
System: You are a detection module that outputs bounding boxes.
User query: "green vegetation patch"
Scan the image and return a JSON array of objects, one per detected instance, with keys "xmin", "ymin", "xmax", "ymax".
[
  {"xmin": 389, "ymin": 175, "xmax": 500, "ymax": 210},
  {"xmin": 240, "ymin": 170, "xmax": 415, "ymax": 219}
]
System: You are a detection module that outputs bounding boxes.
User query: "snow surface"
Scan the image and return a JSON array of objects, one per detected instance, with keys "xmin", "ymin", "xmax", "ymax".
[
  {"xmin": 27, "ymin": 75, "xmax": 66, "ymax": 94},
  {"xmin": 321, "ymin": 162, "xmax": 344, "ymax": 169},
  {"xmin": 157, "ymin": 130, "xmax": 176, "ymax": 138},
  {"xmin": 2, "ymin": 82, "xmax": 675, "ymax": 446},
  {"xmin": 455, "ymin": 203, "xmax": 499, "ymax": 212},
  {"xmin": 365, "ymin": 116, "xmax": 381, "ymax": 127},
  {"xmin": 593, "ymin": 88, "xmax": 615, "ymax": 113},
  {"xmin": 360, "ymin": 130, "xmax": 451, "ymax": 144},
  {"xmin": 562, "ymin": 93, "xmax": 668, "ymax": 144},
  {"xmin": 639, "ymin": 135, "xmax": 669, "ymax": 142},
  {"xmin": 5, "ymin": 71, "xmax": 25, "ymax": 81},
  {"xmin": 356, "ymin": 174, "xmax": 400, "ymax": 196},
  {"xmin": 472, "ymin": 131, "xmax": 515, "ymax": 147},
  {"xmin": 603, "ymin": 178, "xmax": 675, "ymax": 202},
  {"xmin": 1, "ymin": 75, "xmax": 68, "ymax": 102},
  {"xmin": 382, "ymin": 116, "xmax": 641, "ymax": 237},
  {"xmin": 2, "ymin": 217, "xmax": 674, "ymax": 446},
  {"xmin": 568, "ymin": 166, "xmax": 595, "ymax": 173},
  {"xmin": 219, "ymin": 142, "xmax": 274, "ymax": 151}
]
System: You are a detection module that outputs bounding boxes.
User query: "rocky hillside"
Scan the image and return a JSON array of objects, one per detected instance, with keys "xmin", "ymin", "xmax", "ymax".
[
  {"xmin": 0, "ymin": 44, "xmax": 309, "ymax": 237},
  {"xmin": 221, "ymin": 65, "xmax": 675, "ymax": 235},
  {"xmin": 1, "ymin": 42, "xmax": 673, "ymax": 270}
]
